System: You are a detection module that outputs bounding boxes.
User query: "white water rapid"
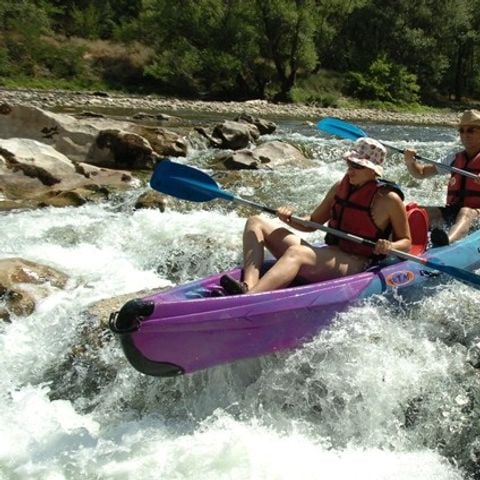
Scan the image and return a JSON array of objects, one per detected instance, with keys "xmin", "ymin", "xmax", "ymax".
[{"xmin": 1, "ymin": 119, "xmax": 478, "ymax": 480}]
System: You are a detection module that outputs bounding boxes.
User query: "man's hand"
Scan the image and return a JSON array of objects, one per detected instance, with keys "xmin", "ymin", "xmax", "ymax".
[{"xmin": 404, "ymin": 148, "xmax": 416, "ymax": 164}]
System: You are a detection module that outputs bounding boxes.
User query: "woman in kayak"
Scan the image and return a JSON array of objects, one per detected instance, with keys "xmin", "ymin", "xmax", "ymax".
[
  {"xmin": 403, "ymin": 109, "xmax": 480, "ymax": 246},
  {"xmin": 220, "ymin": 137, "xmax": 412, "ymax": 295}
]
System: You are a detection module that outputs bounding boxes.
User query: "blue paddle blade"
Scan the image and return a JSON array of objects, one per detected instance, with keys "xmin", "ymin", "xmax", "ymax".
[
  {"xmin": 423, "ymin": 258, "xmax": 480, "ymax": 289},
  {"xmin": 317, "ymin": 118, "xmax": 367, "ymax": 141},
  {"xmin": 150, "ymin": 160, "xmax": 234, "ymax": 203}
]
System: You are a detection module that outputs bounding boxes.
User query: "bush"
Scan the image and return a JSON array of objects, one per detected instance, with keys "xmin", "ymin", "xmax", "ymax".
[
  {"xmin": 290, "ymin": 70, "xmax": 344, "ymax": 106},
  {"xmin": 291, "ymin": 88, "xmax": 340, "ymax": 107},
  {"xmin": 35, "ymin": 39, "xmax": 87, "ymax": 79},
  {"xmin": 346, "ymin": 55, "xmax": 420, "ymax": 104}
]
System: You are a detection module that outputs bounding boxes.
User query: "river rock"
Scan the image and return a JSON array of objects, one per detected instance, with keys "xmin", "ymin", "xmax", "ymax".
[
  {"xmin": 234, "ymin": 113, "xmax": 277, "ymax": 135},
  {"xmin": 0, "ymin": 137, "xmax": 76, "ymax": 185},
  {"xmin": 86, "ymin": 129, "xmax": 159, "ymax": 169},
  {"xmin": 0, "ymin": 103, "xmax": 188, "ymax": 165},
  {"xmin": 0, "ymin": 88, "xmax": 463, "ymax": 126},
  {"xmin": 197, "ymin": 120, "xmax": 260, "ymax": 150},
  {"xmin": 215, "ymin": 140, "xmax": 311, "ymax": 169},
  {"xmin": 134, "ymin": 190, "xmax": 169, "ymax": 211},
  {"xmin": 138, "ymin": 126, "xmax": 188, "ymax": 157},
  {"xmin": 0, "ymin": 103, "xmax": 116, "ymax": 162},
  {"xmin": 0, "ymin": 258, "xmax": 68, "ymax": 321},
  {"xmin": 0, "ymin": 138, "xmax": 140, "ymax": 210}
]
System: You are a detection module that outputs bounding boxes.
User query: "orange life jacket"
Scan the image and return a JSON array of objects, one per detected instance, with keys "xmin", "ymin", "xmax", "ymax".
[
  {"xmin": 446, "ymin": 150, "xmax": 480, "ymax": 208},
  {"xmin": 327, "ymin": 175, "xmax": 404, "ymax": 257}
]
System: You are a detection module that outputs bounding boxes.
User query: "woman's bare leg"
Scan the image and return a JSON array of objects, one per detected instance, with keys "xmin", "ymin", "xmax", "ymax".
[
  {"xmin": 423, "ymin": 205, "xmax": 479, "ymax": 243},
  {"xmin": 248, "ymin": 244, "xmax": 369, "ymax": 294},
  {"xmin": 242, "ymin": 215, "xmax": 302, "ymax": 290}
]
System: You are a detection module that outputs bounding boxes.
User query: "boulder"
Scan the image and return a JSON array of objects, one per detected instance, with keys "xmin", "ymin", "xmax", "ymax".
[
  {"xmin": 0, "ymin": 138, "xmax": 140, "ymax": 210},
  {"xmin": 138, "ymin": 126, "xmax": 188, "ymax": 157},
  {"xmin": 134, "ymin": 190, "xmax": 169, "ymax": 211},
  {"xmin": 0, "ymin": 137, "xmax": 76, "ymax": 185},
  {"xmin": 0, "ymin": 103, "xmax": 115, "ymax": 162},
  {"xmin": 0, "ymin": 103, "xmax": 188, "ymax": 165},
  {"xmin": 86, "ymin": 129, "xmax": 159, "ymax": 169},
  {"xmin": 196, "ymin": 120, "xmax": 260, "ymax": 150},
  {"xmin": 215, "ymin": 140, "xmax": 311, "ymax": 170},
  {"xmin": 0, "ymin": 258, "xmax": 68, "ymax": 321},
  {"xmin": 234, "ymin": 113, "xmax": 277, "ymax": 135}
]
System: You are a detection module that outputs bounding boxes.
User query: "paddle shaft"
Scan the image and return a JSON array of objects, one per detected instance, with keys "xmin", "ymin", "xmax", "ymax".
[
  {"xmin": 234, "ymin": 196, "xmax": 480, "ymax": 287},
  {"xmin": 381, "ymin": 141, "xmax": 479, "ymax": 180},
  {"xmin": 232, "ymin": 197, "xmax": 421, "ymax": 263},
  {"xmin": 317, "ymin": 118, "xmax": 480, "ymax": 180}
]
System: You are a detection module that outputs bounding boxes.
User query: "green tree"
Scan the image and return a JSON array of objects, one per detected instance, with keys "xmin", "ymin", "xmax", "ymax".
[
  {"xmin": 0, "ymin": 0, "xmax": 52, "ymax": 78},
  {"xmin": 314, "ymin": 0, "xmax": 368, "ymax": 70},
  {"xmin": 432, "ymin": 0, "xmax": 479, "ymax": 101},
  {"xmin": 140, "ymin": 0, "xmax": 319, "ymax": 100},
  {"xmin": 0, "ymin": 0, "xmax": 51, "ymax": 39},
  {"xmin": 254, "ymin": 0, "xmax": 318, "ymax": 101},
  {"xmin": 47, "ymin": 0, "xmax": 142, "ymax": 38},
  {"xmin": 140, "ymin": 0, "xmax": 261, "ymax": 98},
  {"xmin": 70, "ymin": 2, "xmax": 102, "ymax": 38},
  {"xmin": 328, "ymin": 0, "xmax": 480, "ymax": 102}
]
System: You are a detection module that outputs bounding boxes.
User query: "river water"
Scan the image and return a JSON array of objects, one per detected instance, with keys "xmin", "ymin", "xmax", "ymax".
[{"xmin": 1, "ymin": 115, "xmax": 479, "ymax": 479}]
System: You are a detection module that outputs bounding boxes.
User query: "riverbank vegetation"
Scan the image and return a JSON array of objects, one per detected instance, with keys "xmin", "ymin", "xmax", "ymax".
[{"xmin": 1, "ymin": 0, "xmax": 480, "ymax": 110}]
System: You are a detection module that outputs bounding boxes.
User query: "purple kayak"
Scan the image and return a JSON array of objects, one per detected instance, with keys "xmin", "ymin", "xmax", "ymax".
[{"xmin": 110, "ymin": 229, "xmax": 480, "ymax": 377}]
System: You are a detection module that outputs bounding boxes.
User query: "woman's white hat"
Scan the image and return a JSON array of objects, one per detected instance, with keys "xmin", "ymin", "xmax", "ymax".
[{"xmin": 343, "ymin": 137, "xmax": 386, "ymax": 176}]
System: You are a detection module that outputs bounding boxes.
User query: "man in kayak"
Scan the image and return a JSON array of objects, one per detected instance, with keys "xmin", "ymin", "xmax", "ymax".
[
  {"xmin": 220, "ymin": 137, "xmax": 412, "ymax": 295},
  {"xmin": 403, "ymin": 109, "xmax": 480, "ymax": 246}
]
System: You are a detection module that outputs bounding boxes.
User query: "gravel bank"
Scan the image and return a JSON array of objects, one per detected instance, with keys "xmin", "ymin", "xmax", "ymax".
[{"xmin": 0, "ymin": 87, "xmax": 462, "ymax": 126}]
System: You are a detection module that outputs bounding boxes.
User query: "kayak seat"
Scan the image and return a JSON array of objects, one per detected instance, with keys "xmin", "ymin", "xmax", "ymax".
[{"xmin": 406, "ymin": 202, "xmax": 429, "ymax": 255}]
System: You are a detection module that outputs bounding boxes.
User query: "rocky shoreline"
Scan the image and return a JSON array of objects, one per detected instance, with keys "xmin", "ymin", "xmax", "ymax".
[{"xmin": 0, "ymin": 87, "xmax": 462, "ymax": 127}]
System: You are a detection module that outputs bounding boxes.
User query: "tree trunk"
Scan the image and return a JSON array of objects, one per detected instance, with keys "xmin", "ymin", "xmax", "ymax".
[{"xmin": 454, "ymin": 42, "xmax": 466, "ymax": 101}]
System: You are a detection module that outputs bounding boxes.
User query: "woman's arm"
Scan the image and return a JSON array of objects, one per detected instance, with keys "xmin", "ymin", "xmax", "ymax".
[{"xmin": 374, "ymin": 192, "xmax": 412, "ymax": 255}]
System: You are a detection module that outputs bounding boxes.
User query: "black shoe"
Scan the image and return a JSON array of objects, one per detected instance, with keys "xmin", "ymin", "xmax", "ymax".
[
  {"xmin": 220, "ymin": 274, "xmax": 248, "ymax": 295},
  {"xmin": 208, "ymin": 287, "xmax": 226, "ymax": 297},
  {"xmin": 430, "ymin": 228, "xmax": 449, "ymax": 247}
]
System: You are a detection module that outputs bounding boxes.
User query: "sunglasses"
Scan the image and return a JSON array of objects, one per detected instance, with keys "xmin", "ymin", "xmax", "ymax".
[
  {"xmin": 458, "ymin": 127, "xmax": 480, "ymax": 134},
  {"xmin": 346, "ymin": 160, "xmax": 366, "ymax": 170}
]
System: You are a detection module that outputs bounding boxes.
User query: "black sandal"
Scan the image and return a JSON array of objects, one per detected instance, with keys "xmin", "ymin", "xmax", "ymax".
[
  {"xmin": 430, "ymin": 228, "xmax": 449, "ymax": 247},
  {"xmin": 220, "ymin": 274, "xmax": 249, "ymax": 295}
]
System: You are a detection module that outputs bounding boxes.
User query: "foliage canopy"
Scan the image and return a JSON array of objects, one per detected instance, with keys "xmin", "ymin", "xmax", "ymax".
[{"xmin": 1, "ymin": 0, "xmax": 480, "ymax": 105}]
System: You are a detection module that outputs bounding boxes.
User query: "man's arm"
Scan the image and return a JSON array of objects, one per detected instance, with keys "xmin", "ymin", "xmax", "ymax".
[{"xmin": 404, "ymin": 148, "xmax": 438, "ymax": 178}]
